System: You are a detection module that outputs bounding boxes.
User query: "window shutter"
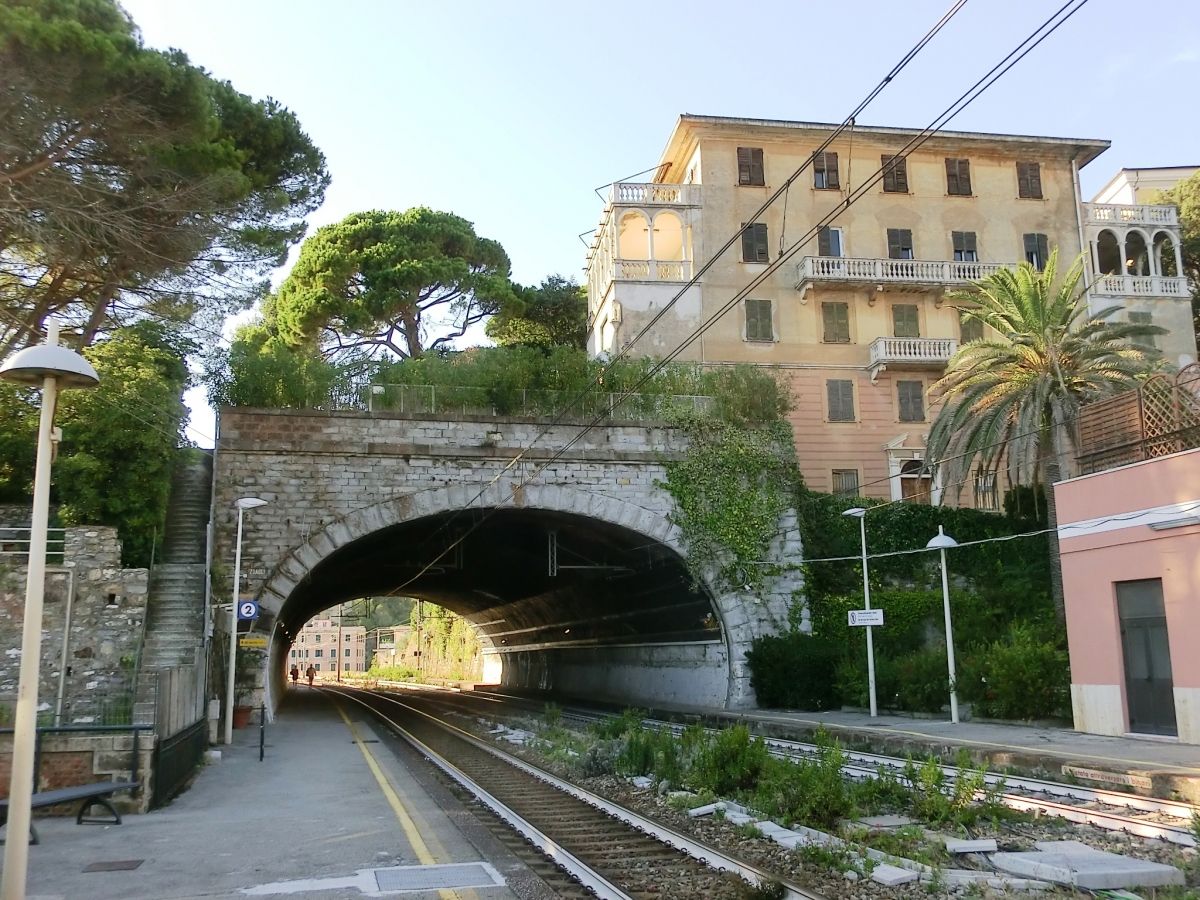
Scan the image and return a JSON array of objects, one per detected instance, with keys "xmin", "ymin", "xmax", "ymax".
[
  {"xmin": 960, "ymin": 312, "xmax": 983, "ymax": 343},
  {"xmin": 818, "ymin": 226, "xmax": 831, "ymax": 257},
  {"xmin": 883, "ymin": 155, "xmax": 908, "ymax": 192},
  {"xmin": 822, "ymin": 302, "xmax": 849, "ymax": 342},
  {"xmin": 1018, "ymin": 161, "xmax": 1042, "ymax": 198},
  {"xmin": 746, "ymin": 298, "xmax": 772, "ymax": 341},
  {"xmin": 887, "ymin": 228, "xmax": 912, "ymax": 259},
  {"xmin": 945, "ymin": 158, "xmax": 958, "ymax": 194},
  {"xmin": 828, "ymin": 379, "xmax": 855, "ymax": 421},
  {"xmin": 945, "ymin": 158, "xmax": 971, "ymax": 195},
  {"xmin": 820, "ymin": 151, "xmax": 839, "ymax": 189},
  {"xmin": 752, "ymin": 223, "xmax": 769, "ymax": 262},
  {"xmin": 887, "ymin": 228, "xmax": 902, "ymax": 259},
  {"xmin": 738, "ymin": 147, "xmax": 764, "ymax": 186},
  {"xmin": 737, "ymin": 147, "xmax": 752, "ymax": 185},
  {"xmin": 965, "ymin": 231, "xmax": 977, "ymax": 255},
  {"xmin": 898, "ymin": 381, "xmax": 924, "ymax": 422},
  {"xmin": 959, "ymin": 158, "xmax": 971, "ymax": 195},
  {"xmin": 893, "ymin": 304, "xmax": 919, "ymax": 338}
]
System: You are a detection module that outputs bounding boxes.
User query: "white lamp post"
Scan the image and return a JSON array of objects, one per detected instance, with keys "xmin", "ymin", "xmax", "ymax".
[
  {"xmin": 0, "ymin": 322, "xmax": 99, "ymax": 900},
  {"xmin": 842, "ymin": 507, "xmax": 877, "ymax": 717},
  {"xmin": 927, "ymin": 525, "xmax": 961, "ymax": 724},
  {"xmin": 225, "ymin": 496, "xmax": 267, "ymax": 745}
]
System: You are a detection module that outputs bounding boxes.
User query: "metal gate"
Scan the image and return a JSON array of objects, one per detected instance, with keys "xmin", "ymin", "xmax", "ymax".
[
  {"xmin": 1116, "ymin": 579, "xmax": 1178, "ymax": 736},
  {"xmin": 151, "ymin": 718, "xmax": 207, "ymax": 808}
]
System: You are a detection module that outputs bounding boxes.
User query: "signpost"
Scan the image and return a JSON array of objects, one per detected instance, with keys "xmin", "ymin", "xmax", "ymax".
[
  {"xmin": 848, "ymin": 609, "xmax": 884, "ymax": 628},
  {"xmin": 239, "ymin": 635, "xmax": 267, "ymax": 649},
  {"xmin": 238, "ymin": 600, "xmax": 259, "ymax": 621}
]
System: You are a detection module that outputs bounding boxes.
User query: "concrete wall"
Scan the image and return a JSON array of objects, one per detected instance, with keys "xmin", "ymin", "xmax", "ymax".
[
  {"xmin": 0, "ymin": 528, "xmax": 147, "ymax": 725},
  {"xmin": 0, "ymin": 730, "xmax": 153, "ymax": 814},
  {"xmin": 1055, "ymin": 447, "xmax": 1200, "ymax": 742},
  {"xmin": 215, "ymin": 409, "xmax": 804, "ymax": 711}
]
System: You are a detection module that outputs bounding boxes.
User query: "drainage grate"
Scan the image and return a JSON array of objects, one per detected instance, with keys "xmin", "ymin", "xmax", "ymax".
[
  {"xmin": 374, "ymin": 862, "xmax": 501, "ymax": 891},
  {"xmin": 84, "ymin": 859, "xmax": 144, "ymax": 872}
]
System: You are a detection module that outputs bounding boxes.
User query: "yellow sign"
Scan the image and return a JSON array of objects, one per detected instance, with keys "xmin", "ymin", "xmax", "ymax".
[{"xmin": 239, "ymin": 636, "xmax": 267, "ymax": 649}]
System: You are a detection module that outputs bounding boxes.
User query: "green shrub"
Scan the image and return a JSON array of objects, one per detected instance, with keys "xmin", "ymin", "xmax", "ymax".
[
  {"xmin": 852, "ymin": 765, "xmax": 913, "ymax": 814},
  {"xmin": 746, "ymin": 632, "xmax": 843, "ymax": 710},
  {"xmin": 591, "ymin": 708, "xmax": 647, "ymax": 739},
  {"xmin": 689, "ymin": 725, "xmax": 769, "ymax": 796},
  {"xmin": 891, "ymin": 648, "xmax": 951, "ymax": 714},
  {"xmin": 959, "ymin": 623, "xmax": 1069, "ymax": 720},
  {"xmin": 751, "ymin": 740, "xmax": 851, "ymax": 830}
]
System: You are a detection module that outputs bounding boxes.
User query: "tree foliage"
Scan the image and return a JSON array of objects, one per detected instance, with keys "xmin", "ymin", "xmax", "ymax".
[
  {"xmin": 0, "ymin": 0, "xmax": 329, "ymax": 354},
  {"xmin": 485, "ymin": 275, "xmax": 587, "ymax": 350},
  {"xmin": 926, "ymin": 251, "xmax": 1163, "ymax": 618},
  {"xmin": 1155, "ymin": 171, "xmax": 1200, "ymax": 338},
  {"xmin": 265, "ymin": 208, "xmax": 515, "ymax": 360},
  {"xmin": 0, "ymin": 323, "xmax": 194, "ymax": 565}
]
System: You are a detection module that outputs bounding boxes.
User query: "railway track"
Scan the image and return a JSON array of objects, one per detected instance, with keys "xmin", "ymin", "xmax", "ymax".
[
  {"xmin": 395, "ymin": 684, "xmax": 1200, "ymax": 848},
  {"xmin": 329, "ymin": 686, "xmax": 826, "ymax": 900}
]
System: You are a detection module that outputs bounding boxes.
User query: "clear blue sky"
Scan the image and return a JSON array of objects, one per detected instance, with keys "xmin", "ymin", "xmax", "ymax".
[{"xmin": 117, "ymin": 0, "xmax": 1200, "ymax": 444}]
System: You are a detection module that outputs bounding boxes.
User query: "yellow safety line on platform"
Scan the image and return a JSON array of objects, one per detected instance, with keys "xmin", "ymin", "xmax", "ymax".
[{"xmin": 333, "ymin": 701, "xmax": 468, "ymax": 900}]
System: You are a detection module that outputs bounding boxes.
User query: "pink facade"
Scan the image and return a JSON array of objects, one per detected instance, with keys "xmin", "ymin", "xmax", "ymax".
[{"xmin": 1055, "ymin": 447, "xmax": 1200, "ymax": 743}]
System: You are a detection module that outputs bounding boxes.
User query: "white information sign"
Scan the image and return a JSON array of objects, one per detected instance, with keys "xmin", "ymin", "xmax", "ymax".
[{"xmin": 848, "ymin": 609, "xmax": 884, "ymax": 627}]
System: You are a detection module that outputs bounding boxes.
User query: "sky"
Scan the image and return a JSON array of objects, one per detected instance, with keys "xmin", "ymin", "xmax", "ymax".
[{"xmin": 116, "ymin": 0, "xmax": 1200, "ymax": 447}]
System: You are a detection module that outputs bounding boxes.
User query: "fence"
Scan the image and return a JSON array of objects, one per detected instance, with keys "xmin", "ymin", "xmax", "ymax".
[
  {"xmin": 364, "ymin": 384, "xmax": 714, "ymax": 419},
  {"xmin": 151, "ymin": 718, "xmax": 207, "ymax": 808},
  {"xmin": 0, "ymin": 527, "xmax": 65, "ymax": 562}
]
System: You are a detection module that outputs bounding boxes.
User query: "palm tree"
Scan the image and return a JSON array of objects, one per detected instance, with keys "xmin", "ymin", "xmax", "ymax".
[{"xmin": 926, "ymin": 250, "xmax": 1164, "ymax": 621}]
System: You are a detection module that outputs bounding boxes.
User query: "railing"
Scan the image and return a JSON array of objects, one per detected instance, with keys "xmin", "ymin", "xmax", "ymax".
[
  {"xmin": 614, "ymin": 258, "xmax": 692, "ymax": 281},
  {"xmin": 609, "ymin": 182, "xmax": 700, "ymax": 207},
  {"xmin": 1083, "ymin": 203, "xmax": 1179, "ymax": 228},
  {"xmin": 869, "ymin": 336, "xmax": 958, "ymax": 367},
  {"xmin": 796, "ymin": 256, "xmax": 1009, "ymax": 287},
  {"xmin": 152, "ymin": 717, "xmax": 207, "ymax": 808},
  {"xmin": 366, "ymin": 384, "xmax": 714, "ymax": 419},
  {"xmin": 1092, "ymin": 274, "xmax": 1190, "ymax": 297},
  {"xmin": 0, "ymin": 526, "xmax": 65, "ymax": 561}
]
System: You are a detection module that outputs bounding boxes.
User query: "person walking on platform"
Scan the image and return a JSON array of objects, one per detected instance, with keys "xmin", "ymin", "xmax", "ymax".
[
  {"xmin": 305, "ymin": 664, "xmax": 315, "ymax": 687},
  {"xmin": 290, "ymin": 664, "xmax": 299, "ymax": 686}
]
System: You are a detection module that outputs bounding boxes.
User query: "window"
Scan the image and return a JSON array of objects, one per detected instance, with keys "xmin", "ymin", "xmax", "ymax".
[
  {"xmin": 737, "ymin": 147, "xmax": 765, "ymax": 186},
  {"xmin": 827, "ymin": 379, "xmax": 855, "ymax": 422},
  {"xmin": 892, "ymin": 304, "xmax": 920, "ymax": 338},
  {"xmin": 959, "ymin": 311, "xmax": 983, "ymax": 343},
  {"xmin": 314, "ymin": 663, "xmax": 320, "ymax": 671},
  {"xmin": 1017, "ymin": 161, "xmax": 1043, "ymax": 199},
  {"xmin": 952, "ymin": 231, "xmax": 977, "ymax": 262},
  {"xmin": 817, "ymin": 226, "xmax": 843, "ymax": 258},
  {"xmin": 886, "ymin": 228, "xmax": 914, "ymax": 260},
  {"xmin": 1130, "ymin": 311, "xmax": 1155, "ymax": 348},
  {"xmin": 1023, "ymin": 233, "xmax": 1049, "ymax": 270},
  {"xmin": 882, "ymin": 154, "xmax": 909, "ymax": 193},
  {"xmin": 897, "ymin": 380, "xmax": 925, "ymax": 422},
  {"xmin": 745, "ymin": 298, "xmax": 773, "ymax": 342},
  {"xmin": 313, "ymin": 634, "xmax": 320, "ymax": 642},
  {"xmin": 973, "ymin": 468, "xmax": 998, "ymax": 511},
  {"xmin": 290, "ymin": 650, "xmax": 296, "ymax": 658},
  {"xmin": 741, "ymin": 222, "xmax": 769, "ymax": 263},
  {"xmin": 314, "ymin": 648, "xmax": 323, "ymax": 658},
  {"xmin": 345, "ymin": 648, "xmax": 351, "ymax": 657},
  {"xmin": 832, "ymin": 469, "xmax": 860, "ymax": 496},
  {"xmin": 945, "ymin": 158, "xmax": 972, "ymax": 195},
  {"xmin": 814, "ymin": 151, "xmax": 839, "ymax": 189},
  {"xmin": 822, "ymin": 302, "xmax": 850, "ymax": 343}
]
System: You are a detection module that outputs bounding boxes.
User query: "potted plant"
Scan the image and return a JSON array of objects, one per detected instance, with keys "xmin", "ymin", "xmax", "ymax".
[{"xmin": 233, "ymin": 646, "xmax": 265, "ymax": 728}]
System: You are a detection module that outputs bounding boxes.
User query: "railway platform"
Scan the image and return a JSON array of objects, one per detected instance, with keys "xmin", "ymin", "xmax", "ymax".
[{"xmin": 16, "ymin": 688, "xmax": 532, "ymax": 900}]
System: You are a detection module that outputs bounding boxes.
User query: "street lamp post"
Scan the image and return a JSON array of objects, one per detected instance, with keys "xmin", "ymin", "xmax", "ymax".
[
  {"xmin": 225, "ymin": 497, "xmax": 267, "ymax": 745},
  {"xmin": 0, "ymin": 322, "xmax": 99, "ymax": 900},
  {"xmin": 927, "ymin": 525, "xmax": 961, "ymax": 724},
  {"xmin": 842, "ymin": 507, "xmax": 877, "ymax": 717}
]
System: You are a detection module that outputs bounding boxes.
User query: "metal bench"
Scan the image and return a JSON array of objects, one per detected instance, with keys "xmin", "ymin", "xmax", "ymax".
[{"xmin": 0, "ymin": 780, "xmax": 139, "ymax": 845}]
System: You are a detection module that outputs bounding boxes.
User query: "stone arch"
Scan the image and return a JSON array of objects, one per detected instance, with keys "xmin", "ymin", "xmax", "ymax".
[
  {"xmin": 652, "ymin": 210, "xmax": 685, "ymax": 261},
  {"xmin": 617, "ymin": 210, "xmax": 650, "ymax": 259},
  {"xmin": 1096, "ymin": 228, "xmax": 1122, "ymax": 275},
  {"xmin": 1154, "ymin": 230, "xmax": 1180, "ymax": 278},
  {"xmin": 1124, "ymin": 229, "xmax": 1150, "ymax": 275}
]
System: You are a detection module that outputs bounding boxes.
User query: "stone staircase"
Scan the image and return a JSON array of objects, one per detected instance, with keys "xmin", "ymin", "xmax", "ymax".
[{"xmin": 134, "ymin": 452, "xmax": 213, "ymax": 726}]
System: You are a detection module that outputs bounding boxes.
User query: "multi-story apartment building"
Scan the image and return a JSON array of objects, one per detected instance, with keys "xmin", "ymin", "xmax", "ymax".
[
  {"xmin": 288, "ymin": 615, "xmax": 367, "ymax": 676},
  {"xmin": 586, "ymin": 115, "xmax": 1194, "ymax": 505}
]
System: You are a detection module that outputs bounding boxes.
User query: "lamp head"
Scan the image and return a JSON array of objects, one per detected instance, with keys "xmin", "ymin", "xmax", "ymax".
[
  {"xmin": 0, "ymin": 329, "xmax": 99, "ymax": 389},
  {"xmin": 236, "ymin": 497, "xmax": 268, "ymax": 511},
  {"xmin": 841, "ymin": 507, "xmax": 867, "ymax": 519},
  {"xmin": 926, "ymin": 524, "xmax": 959, "ymax": 550}
]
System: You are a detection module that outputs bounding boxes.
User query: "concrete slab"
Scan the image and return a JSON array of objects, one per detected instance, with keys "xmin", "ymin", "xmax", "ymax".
[
  {"xmin": 945, "ymin": 837, "xmax": 998, "ymax": 853},
  {"xmin": 992, "ymin": 845, "xmax": 1184, "ymax": 889},
  {"xmin": 870, "ymin": 863, "xmax": 920, "ymax": 886},
  {"xmin": 855, "ymin": 814, "xmax": 915, "ymax": 829}
]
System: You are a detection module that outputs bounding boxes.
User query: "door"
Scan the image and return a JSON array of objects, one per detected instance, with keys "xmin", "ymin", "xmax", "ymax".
[{"xmin": 1116, "ymin": 579, "xmax": 1178, "ymax": 736}]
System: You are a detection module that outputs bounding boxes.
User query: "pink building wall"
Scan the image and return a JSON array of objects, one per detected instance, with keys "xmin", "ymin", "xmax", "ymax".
[{"xmin": 1054, "ymin": 447, "xmax": 1200, "ymax": 742}]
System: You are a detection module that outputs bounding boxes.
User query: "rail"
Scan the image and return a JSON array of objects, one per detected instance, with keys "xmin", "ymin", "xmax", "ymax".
[
  {"xmin": 0, "ymin": 527, "xmax": 66, "ymax": 561},
  {"xmin": 868, "ymin": 336, "xmax": 957, "ymax": 367},
  {"xmin": 796, "ymin": 256, "xmax": 1009, "ymax": 287},
  {"xmin": 1083, "ymin": 202, "xmax": 1179, "ymax": 227},
  {"xmin": 1091, "ymin": 274, "xmax": 1190, "ymax": 297}
]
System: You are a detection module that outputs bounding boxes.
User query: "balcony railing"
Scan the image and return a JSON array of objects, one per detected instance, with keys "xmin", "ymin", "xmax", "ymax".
[
  {"xmin": 1092, "ymin": 274, "xmax": 1190, "ymax": 298},
  {"xmin": 609, "ymin": 182, "xmax": 701, "ymax": 207},
  {"xmin": 1083, "ymin": 203, "xmax": 1179, "ymax": 228},
  {"xmin": 795, "ymin": 256, "xmax": 1009, "ymax": 289},
  {"xmin": 614, "ymin": 258, "xmax": 692, "ymax": 282},
  {"xmin": 868, "ymin": 337, "xmax": 958, "ymax": 378}
]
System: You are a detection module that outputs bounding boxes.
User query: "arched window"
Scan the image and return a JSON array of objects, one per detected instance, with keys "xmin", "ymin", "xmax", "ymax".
[
  {"xmin": 652, "ymin": 211, "xmax": 685, "ymax": 261},
  {"xmin": 1096, "ymin": 229, "xmax": 1122, "ymax": 275},
  {"xmin": 900, "ymin": 459, "xmax": 932, "ymax": 505},
  {"xmin": 1124, "ymin": 230, "xmax": 1149, "ymax": 276},
  {"xmin": 1153, "ymin": 231, "xmax": 1179, "ymax": 278},
  {"xmin": 617, "ymin": 211, "xmax": 650, "ymax": 260}
]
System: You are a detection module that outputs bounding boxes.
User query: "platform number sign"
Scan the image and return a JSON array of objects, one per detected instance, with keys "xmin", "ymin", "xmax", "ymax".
[{"xmin": 238, "ymin": 600, "xmax": 260, "ymax": 621}]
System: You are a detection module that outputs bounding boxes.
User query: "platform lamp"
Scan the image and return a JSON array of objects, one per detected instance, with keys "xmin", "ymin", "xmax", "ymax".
[
  {"xmin": 0, "ymin": 322, "xmax": 99, "ymax": 900},
  {"xmin": 841, "ymin": 507, "xmax": 878, "ymax": 718},
  {"xmin": 225, "ymin": 496, "xmax": 267, "ymax": 746},
  {"xmin": 927, "ymin": 525, "xmax": 961, "ymax": 724}
]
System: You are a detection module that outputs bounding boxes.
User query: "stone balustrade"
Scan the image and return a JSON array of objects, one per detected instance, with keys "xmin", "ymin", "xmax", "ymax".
[
  {"xmin": 1092, "ymin": 274, "xmax": 1190, "ymax": 298},
  {"xmin": 1083, "ymin": 203, "xmax": 1179, "ymax": 228},
  {"xmin": 796, "ymin": 256, "xmax": 1010, "ymax": 288}
]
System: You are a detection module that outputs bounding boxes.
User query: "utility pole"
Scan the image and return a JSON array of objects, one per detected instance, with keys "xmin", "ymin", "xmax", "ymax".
[
  {"xmin": 336, "ymin": 602, "xmax": 343, "ymax": 683},
  {"xmin": 415, "ymin": 599, "xmax": 423, "ymax": 673}
]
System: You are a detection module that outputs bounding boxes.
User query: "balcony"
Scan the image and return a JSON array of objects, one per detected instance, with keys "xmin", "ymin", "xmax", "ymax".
[
  {"xmin": 608, "ymin": 182, "xmax": 701, "ymax": 207},
  {"xmin": 868, "ymin": 336, "xmax": 958, "ymax": 381},
  {"xmin": 1091, "ymin": 274, "xmax": 1190, "ymax": 298},
  {"xmin": 795, "ymin": 256, "xmax": 1010, "ymax": 294},
  {"xmin": 611, "ymin": 259, "xmax": 692, "ymax": 282},
  {"xmin": 1083, "ymin": 203, "xmax": 1178, "ymax": 228}
]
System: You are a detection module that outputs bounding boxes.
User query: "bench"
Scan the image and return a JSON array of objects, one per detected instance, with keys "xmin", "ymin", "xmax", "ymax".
[{"xmin": 0, "ymin": 781, "xmax": 139, "ymax": 845}]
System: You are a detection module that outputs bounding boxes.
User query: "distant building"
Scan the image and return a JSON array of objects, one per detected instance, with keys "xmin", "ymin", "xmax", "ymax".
[
  {"xmin": 1091, "ymin": 166, "xmax": 1197, "ymax": 205},
  {"xmin": 366, "ymin": 625, "xmax": 413, "ymax": 669},
  {"xmin": 289, "ymin": 615, "xmax": 367, "ymax": 676}
]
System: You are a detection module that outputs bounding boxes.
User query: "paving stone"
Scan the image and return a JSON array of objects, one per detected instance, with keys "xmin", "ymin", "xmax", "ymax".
[
  {"xmin": 629, "ymin": 776, "xmax": 653, "ymax": 789},
  {"xmin": 992, "ymin": 845, "xmax": 1184, "ymax": 889},
  {"xmin": 945, "ymin": 837, "xmax": 998, "ymax": 853},
  {"xmin": 856, "ymin": 814, "xmax": 915, "ymax": 829},
  {"xmin": 870, "ymin": 863, "xmax": 920, "ymax": 886},
  {"xmin": 687, "ymin": 802, "xmax": 720, "ymax": 818},
  {"xmin": 723, "ymin": 812, "xmax": 754, "ymax": 825}
]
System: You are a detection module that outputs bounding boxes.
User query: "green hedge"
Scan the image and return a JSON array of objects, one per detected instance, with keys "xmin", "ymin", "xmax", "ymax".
[{"xmin": 746, "ymin": 632, "xmax": 842, "ymax": 710}]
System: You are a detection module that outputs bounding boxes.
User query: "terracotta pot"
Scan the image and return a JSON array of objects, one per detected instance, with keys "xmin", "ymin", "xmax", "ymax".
[{"xmin": 232, "ymin": 705, "xmax": 254, "ymax": 729}]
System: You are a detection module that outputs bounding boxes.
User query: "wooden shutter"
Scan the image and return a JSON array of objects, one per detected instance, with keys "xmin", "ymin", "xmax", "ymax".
[
  {"xmin": 816, "ymin": 151, "xmax": 839, "ymax": 189},
  {"xmin": 1018, "ymin": 161, "xmax": 1042, "ymax": 198},
  {"xmin": 745, "ymin": 298, "xmax": 772, "ymax": 341},
  {"xmin": 832, "ymin": 469, "xmax": 859, "ymax": 495},
  {"xmin": 742, "ymin": 223, "xmax": 769, "ymax": 262},
  {"xmin": 887, "ymin": 228, "xmax": 912, "ymax": 259},
  {"xmin": 898, "ymin": 381, "xmax": 925, "ymax": 421},
  {"xmin": 822, "ymin": 302, "xmax": 849, "ymax": 342},
  {"xmin": 827, "ymin": 379, "xmax": 855, "ymax": 421},
  {"xmin": 818, "ymin": 226, "xmax": 839, "ymax": 257},
  {"xmin": 1023, "ymin": 233, "xmax": 1048, "ymax": 269},
  {"xmin": 738, "ymin": 147, "xmax": 764, "ymax": 186},
  {"xmin": 893, "ymin": 304, "xmax": 919, "ymax": 337},
  {"xmin": 960, "ymin": 312, "xmax": 983, "ymax": 343},
  {"xmin": 945, "ymin": 158, "xmax": 971, "ymax": 195},
  {"xmin": 882, "ymin": 155, "xmax": 908, "ymax": 192},
  {"xmin": 952, "ymin": 231, "xmax": 977, "ymax": 259}
]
